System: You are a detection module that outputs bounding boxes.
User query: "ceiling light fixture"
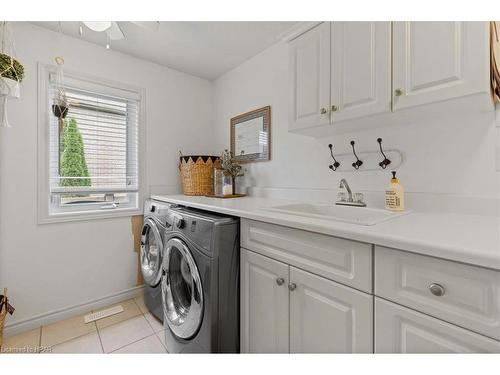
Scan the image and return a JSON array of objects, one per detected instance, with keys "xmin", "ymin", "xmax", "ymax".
[
  {"xmin": 83, "ymin": 21, "xmax": 112, "ymax": 32},
  {"xmin": 79, "ymin": 21, "xmax": 160, "ymax": 49}
]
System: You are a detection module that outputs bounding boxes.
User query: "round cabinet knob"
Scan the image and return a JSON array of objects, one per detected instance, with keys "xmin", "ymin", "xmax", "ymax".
[
  {"xmin": 320, "ymin": 108, "xmax": 328, "ymax": 114},
  {"xmin": 288, "ymin": 283, "xmax": 297, "ymax": 291},
  {"xmin": 276, "ymin": 277, "xmax": 285, "ymax": 286},
  {"xmin": 429, "ymin": 283, "xmax": 445, "ymax": 297},
  {"xmin": 176, "ymin": 218, "xmax": 185, "ymax": 229},
  {"xmin": 394, "ymin": 88, "xmax": 404, "ymax": 97},
  {"xmin": 331, "ymin": 105, "xmax": 338, "ymax": 112}
]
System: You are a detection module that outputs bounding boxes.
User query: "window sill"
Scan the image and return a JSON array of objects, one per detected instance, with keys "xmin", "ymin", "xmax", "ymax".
[{"xmin": 38, "ymin": 206, "xmax": 142, "ymax": 225}]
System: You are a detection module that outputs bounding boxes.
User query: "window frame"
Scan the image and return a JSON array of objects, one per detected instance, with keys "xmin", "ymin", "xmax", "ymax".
[{"xmin": 37, "ymin": 63, "xmax": 146, "ymax": 224}]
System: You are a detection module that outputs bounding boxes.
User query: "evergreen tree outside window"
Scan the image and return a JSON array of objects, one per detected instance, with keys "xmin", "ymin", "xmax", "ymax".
[{"xmin": 60, "ymin": 118, "xmax": 91, "ymax": 187}]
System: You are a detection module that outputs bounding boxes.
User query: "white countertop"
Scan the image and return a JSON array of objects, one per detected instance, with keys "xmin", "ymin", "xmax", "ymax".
[{"xmin": 151, "ymin": 194, "xmax": 500, "ymax": 271}]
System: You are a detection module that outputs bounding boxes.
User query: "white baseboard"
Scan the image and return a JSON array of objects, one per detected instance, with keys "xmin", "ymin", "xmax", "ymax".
[{"xmin": 3, "ymin": 285, "xmax": 144, "ymax": 338}]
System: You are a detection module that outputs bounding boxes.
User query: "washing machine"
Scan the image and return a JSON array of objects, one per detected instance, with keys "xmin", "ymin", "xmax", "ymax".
[
  {"xmin": 140, "ymin": 199, "xmax": 172, "ymax": 321},
  {"xmin": 161, "ymin": 205, "xmax": 239, "ymax": 353}
]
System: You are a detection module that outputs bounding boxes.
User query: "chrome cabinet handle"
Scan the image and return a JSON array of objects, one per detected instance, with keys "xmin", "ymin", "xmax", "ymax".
[
  {"xmin": 320, "ymin": 107, "xmax": 328, "ymax": 114},
  {"xmin": 276, "ymin": 277, "xmax": 285, "ymax": 286},
  {"xmin": 288, "ymin": 283, "xmax": 297, "ymax": 291},
  {"xmin": 429, "ymin": 283, "xmax": 445, "ymax": 297},
  {"xmin": 394, "ymin": 88, "xmax": 404, "ymax": 97},
  {"xmin": 331, "ymin": 105, "xmax": 338, "ymax": 112}
]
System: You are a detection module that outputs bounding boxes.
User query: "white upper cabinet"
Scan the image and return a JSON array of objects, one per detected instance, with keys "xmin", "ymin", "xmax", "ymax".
[
  {"xmin": 289, "ymin": 22, "xmax": 331, "ymax": 131},
  {"xmin": 392, "ymin": 22, "xmax": 490, "ymax": 111},
  {"xmin": 331, "ymin": 22, "xmax": 391, "ymax": 122},
  {"xmin": 289, "ymin": 267, "xmax": 373, "ymax": 353},
  {"xmin": 240, "ymin": 249, "xmax": 289, "ymax": 353},
  {"xmin": 289, "ymin": 22, "xmax": 391, "ymax": 132},
  {"xmin": 287, "ymin": 21, "xmax": 492, "ymax": 136}
]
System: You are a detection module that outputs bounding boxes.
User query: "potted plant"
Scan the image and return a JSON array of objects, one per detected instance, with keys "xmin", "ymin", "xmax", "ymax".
[
  {"xmin": 0, "ymin": 52, "xmax": 24, "ymax": 128},
  {"xmin": 52, "ymin": 91, "xmax": 69, "ymax": 119},
  {"xmin": 220, "ymin": 149, "xmax": 245, "ymax": 195}
]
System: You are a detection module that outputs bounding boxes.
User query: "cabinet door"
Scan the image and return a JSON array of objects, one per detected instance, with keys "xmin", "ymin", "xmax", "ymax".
[
  {"xmin": 331, "ymin": 22, "xmax": 391, "ymax": 122},
  {"xmin": 289, "ymin": 22, "xmax": 331, "ymax": 131},
  {"xmin": 392, "ymin": 21, "xmax": 489, "ymax": 111},
  {"xmin": 289, "ymin": 267, "xmax": 373, "ymax": 353},
  {"xmin": 375, "ymin": 298, "xmax": 500, "ymax": 353},
  {"xmin": 240, "ymin": 248, "xmax": 289, "ymax": 353}
]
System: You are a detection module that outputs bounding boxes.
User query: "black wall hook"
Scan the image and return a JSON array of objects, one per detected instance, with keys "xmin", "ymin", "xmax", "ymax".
[
  {"xmin": 350, "ymin": 141, "xmax": 363, "ymax": 170},
  {"xmin": 328, "ymin": 144, "xmax": 340, "ymax": 171},
  {"xmin": 377, "ymin": 138, "xmax": 391, "ymax": 169}
]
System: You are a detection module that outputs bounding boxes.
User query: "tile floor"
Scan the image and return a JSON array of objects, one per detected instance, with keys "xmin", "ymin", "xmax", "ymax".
[{"xmin": 1, "ymin": 295, "xmax": 167, "ymax": 354}]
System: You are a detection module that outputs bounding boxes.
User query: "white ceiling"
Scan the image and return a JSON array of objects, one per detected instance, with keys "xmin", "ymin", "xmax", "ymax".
[{"xmin": 32, "ymin": 21, "xmax": 298, "ymax": 80}]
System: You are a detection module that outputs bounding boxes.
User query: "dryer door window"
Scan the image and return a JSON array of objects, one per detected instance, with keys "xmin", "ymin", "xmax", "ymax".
[
  {"xmin": 140, "ymin": 218, "xmax": 163, "ymax": 286},
  {"xmin": 162, "ymin": 238, "xmax": 203, "ymax": 340}
]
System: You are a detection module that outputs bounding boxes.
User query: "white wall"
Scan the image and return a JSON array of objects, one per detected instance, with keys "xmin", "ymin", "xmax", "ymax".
[
  {"xmin": 0, "ymin": 23, "xmax": 216, "ymax": 326},
  {"xmin": 2, "ymin": 22, "xmax": 499, "ymax": 331},
  {"xmin": 213, "ymin": 41, "xmax": 499, "ymax": 203}
]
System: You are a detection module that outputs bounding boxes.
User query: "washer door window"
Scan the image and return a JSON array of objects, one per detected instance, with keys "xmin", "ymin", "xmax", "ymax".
[
  {"xmin": 162, "ymin": 238, "xmax": 203, "ymax": 340},
  {"xmin": 140, "ymin": 218, "xmax": 163, "ymax": 286}
]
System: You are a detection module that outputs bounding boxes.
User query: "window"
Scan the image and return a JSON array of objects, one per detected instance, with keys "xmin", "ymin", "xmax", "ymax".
[{"xmin": 38, "ymin": 65, "xmax": 143, "ymax": 222}]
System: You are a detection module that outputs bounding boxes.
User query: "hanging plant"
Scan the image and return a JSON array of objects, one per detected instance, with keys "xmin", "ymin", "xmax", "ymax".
[
  {"xmin": 0, "ymin": 22, "xmax": 24, "ymax": 128},
  {"xmin": 52, "ymin": 56, "xmax": 69, "ymax": 119},
  {"xmin": 0, "ymin": 53, "xmax": 25, "ymax": 82}
]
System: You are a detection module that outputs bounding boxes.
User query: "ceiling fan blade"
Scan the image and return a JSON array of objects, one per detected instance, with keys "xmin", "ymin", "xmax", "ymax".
[
  {"xmin": 107, "ymin": 22, "xmax": 125, "ymax": 40},
  {"xmin": 130, "ymin": 21, "xmax": 160, "ymax": 32}
]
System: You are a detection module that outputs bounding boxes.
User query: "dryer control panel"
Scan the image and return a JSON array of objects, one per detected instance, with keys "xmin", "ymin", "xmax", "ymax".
[{"xmin": 167, "ymin": 206, "xmax": 238, "ymax": 255}]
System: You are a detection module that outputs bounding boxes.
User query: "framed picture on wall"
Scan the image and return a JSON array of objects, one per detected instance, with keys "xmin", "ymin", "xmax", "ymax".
[{"xmin": 230, "ymin": 106, "xmax": 271, "ymax": 163}]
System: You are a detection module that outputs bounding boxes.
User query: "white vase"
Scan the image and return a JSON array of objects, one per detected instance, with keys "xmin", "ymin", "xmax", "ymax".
[{"xmin": 0, "ymin": 77, "xmax": 21, "ymax": 128}]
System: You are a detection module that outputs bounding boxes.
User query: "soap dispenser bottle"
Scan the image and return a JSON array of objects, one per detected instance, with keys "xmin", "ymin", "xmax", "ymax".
[{"xmin": 385, "ymin": 171, "xmax": 405, "ymax": 211}]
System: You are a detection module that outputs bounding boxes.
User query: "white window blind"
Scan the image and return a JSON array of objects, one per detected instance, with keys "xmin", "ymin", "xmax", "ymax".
[{"xmin": 47, "ymin": 75, "xmax": 140, "ymax": 212}]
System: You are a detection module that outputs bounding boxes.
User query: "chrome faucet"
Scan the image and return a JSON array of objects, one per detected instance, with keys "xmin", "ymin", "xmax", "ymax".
[
  {"xmin": 336, "ymin": 179, "xmax": 366, "ymax": 207},
  {"xmin": 339, "ymin": 179, "xmax": 353, "ymax": 202}
]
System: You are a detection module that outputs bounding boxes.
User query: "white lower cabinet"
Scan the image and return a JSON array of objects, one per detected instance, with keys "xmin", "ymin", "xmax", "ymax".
[
  {"xmin": 240, "ymin": 219, "xmax": 500, "ymax": 353},
  {"xmin": 240, "ymin": 248, "xmax": 289, "ymax": 353},
  {"xmin": 375, "ymin": 298, "xmax": 500, "ymax": 353},
  {"xmin": 289, "ymin": 267, "xmax": 373, "ymax": 353},
  {"xmin": 240, "ymin": 248, "xmax": 373, "ymax": 353},
  {"xmin": 375, "ymin": 246, "xmax": 500, "ymax": 340}
]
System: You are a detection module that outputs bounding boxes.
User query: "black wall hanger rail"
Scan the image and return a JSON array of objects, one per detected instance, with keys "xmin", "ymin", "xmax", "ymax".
[{"xmin": 326, "ymin": 139, "xmax": 402, "ymax": 172}]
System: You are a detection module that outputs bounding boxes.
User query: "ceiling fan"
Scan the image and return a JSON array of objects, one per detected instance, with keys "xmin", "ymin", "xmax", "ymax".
[{"xmin": 81, "ymin": 21, "xmax": 160, "ymax": 42}]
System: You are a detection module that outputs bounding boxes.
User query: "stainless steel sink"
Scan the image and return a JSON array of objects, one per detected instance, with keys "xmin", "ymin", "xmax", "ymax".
[{"xmin": 265, "ymin": 203, "xmax": 410, "ymax": 226}]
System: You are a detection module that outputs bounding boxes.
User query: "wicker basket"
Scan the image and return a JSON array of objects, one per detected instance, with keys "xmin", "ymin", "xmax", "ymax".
[{"xmin": 179, "ymin": 155, "xmax": 219, "ymax": 196}]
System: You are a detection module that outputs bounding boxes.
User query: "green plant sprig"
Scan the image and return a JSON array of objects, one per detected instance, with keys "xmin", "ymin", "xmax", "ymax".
[
  {"xmin": 221, "ymin": 149, "xmax": 244, "ymax": 179},
  {"xmin": 0, "ymin": 53, "xmax": 25, "ymax": 82}
]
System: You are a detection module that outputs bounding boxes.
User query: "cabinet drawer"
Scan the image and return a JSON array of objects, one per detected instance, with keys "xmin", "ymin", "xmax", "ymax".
[
  {"xmin": 375, "ymin": 298, "xmax": 500, "ymax": 353},
  {"xmin": 375, "ymin": 246, "xmax": 500, "ymax": 340},
  {"xmin": 241, "ymin": 219, "xmax": 372, "ymax": 292}
]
